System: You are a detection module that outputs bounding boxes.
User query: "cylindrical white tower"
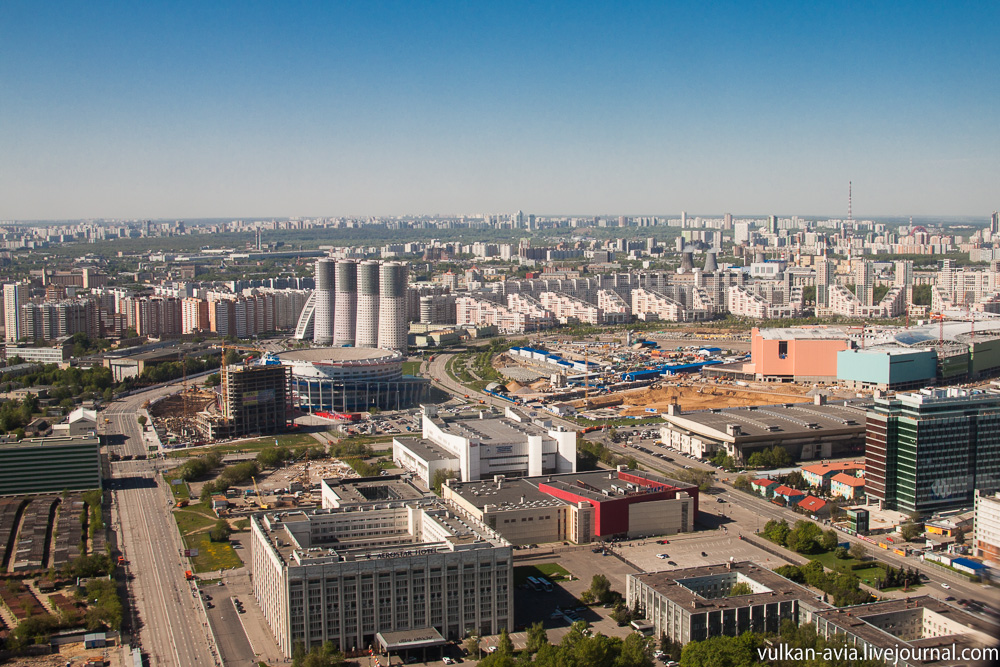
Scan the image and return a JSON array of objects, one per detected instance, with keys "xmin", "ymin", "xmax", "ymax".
[
  {"xmin": 334, "ymin": 260, "xmax": 357, "ymax": 346},
  {"xmin": 355, "ymin": 260, "xmax": 380, "ymax": 348},
  {"xmin": 378, "ymin": 262, "xmax": 408, "ymax": 352},
  {"xmin": 312, "ymin": 258, "xmax": 336, "ymax": 345}
]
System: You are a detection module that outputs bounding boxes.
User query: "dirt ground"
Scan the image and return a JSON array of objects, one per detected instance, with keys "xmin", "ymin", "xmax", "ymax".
[
  {"xmin": 575, "ymin": 381, "xmax": 815, "ymax": 414},
  {"xmin": 12, "ymin": 641, "xmax": 115, "ymax": 666}
]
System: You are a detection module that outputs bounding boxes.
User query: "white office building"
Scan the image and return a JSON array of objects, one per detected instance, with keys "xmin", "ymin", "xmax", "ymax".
[
  {"xmin": 251, "ymin": 475, "xmax": 512, "ymax": 658},
  {"xmin": 393, "ymin": 405, "xmax": 576, "ymax": 484}
]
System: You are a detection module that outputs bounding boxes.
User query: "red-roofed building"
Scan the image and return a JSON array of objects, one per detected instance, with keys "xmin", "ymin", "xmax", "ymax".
[
  {"xmin": 800, "ymin": 461, "xmax": 865, "ymax": 490},
  {"xmin": 750, "ymin": 478, "xmax": 777, "ymax": 499},
  {"xmin": 830, "ymin": 472, "xmax": 866, "ymax": 500},
  {"xmin": 773, "ymin": 485, "xmax": 806, "ymax": 504},
  {"xmin": 797, "ymin": 495, "xmax": 828, "ymax": 515}
]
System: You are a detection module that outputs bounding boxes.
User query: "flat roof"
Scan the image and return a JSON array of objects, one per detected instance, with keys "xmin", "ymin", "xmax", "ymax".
[
  {"xmin": 448, "ymin": 477, "xmax": 566, "ymax": 510},
  {"xmin": 629, "ymin": 561, "xmax": 823, "ymax": 612},
  {"xmin": 394, "ymin": 437, "xmax": 458, "ymax": 463},
  {"xmin": 431, "ymin": 414, "xmax": 554, "ymax": 446},
  {"xmin": 377, "ymin": 627, "xmax": 447, "ymax": 651},
  {"xmin": 661, "ymin": 401, "xmax": 869, "ymax": 442},
  {"xmin": 814, "ymin": 596, "xmax": 1000, "ymax": 663},
  {"xmin": 322, "ymin": 475, "xmax": 427, "ymax": 505},
  {"xmin": 757, "ymin": 327, "xmax": 850, "ymax": 341}
]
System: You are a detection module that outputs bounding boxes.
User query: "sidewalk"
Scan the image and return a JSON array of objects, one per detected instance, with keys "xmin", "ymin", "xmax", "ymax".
[{"xmin": 221, "ymin": 566, "xmax": 290, "ymax": 666}]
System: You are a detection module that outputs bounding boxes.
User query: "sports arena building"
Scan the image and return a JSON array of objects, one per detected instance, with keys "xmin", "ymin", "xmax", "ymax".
[{"xmin": 265, "ymin": 348, "xmax": 429, "ymax": 413}]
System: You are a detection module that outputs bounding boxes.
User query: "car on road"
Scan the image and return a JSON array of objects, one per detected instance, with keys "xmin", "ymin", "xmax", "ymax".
[
  {"xmin": 668, "ymin": 560, "xmax": 677, "ymax": 566},
  {"xmin": 701, "ymin": 552, "xmax": 707, "ymax": 557},
  {"xmin": 941, "ymin": 583, "xmax": 951, "ymax": 589},
  {"xmin": 443, "ymin": 658, "xmax": 454, "ymax": 665},
  {"xmin": 657, "ymin": 553, "xmax": 669, "ymax": 559}
]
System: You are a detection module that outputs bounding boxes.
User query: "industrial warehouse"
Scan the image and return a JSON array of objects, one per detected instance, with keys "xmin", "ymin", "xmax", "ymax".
[
  {"xmin": 658, "ymin": 395, "xmax": 870, "ymax": 463},
  {"xmin": 442, "ymin": 467, "xmax": 699, "ymax": 545}
]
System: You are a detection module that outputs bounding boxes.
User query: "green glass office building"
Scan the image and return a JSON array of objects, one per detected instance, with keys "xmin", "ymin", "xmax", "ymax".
[
  {"xmin": 866, "ymin": 388, "xmax": 1000, "ymax": 515},
  {"xmin": 0, "ymin": 436, "xmax": 102, "ymax": 496}
]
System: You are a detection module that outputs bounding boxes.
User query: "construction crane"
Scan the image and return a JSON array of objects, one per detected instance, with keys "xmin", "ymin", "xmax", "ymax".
[
  {"xmin": 252, "ymin": 476, "xmax": 269, "ymax": 510},
  {"xmin": 930, "ymin": 312, "xmax": 946, "ymax": 347}
]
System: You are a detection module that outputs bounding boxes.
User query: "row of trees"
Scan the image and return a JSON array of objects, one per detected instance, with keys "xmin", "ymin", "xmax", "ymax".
[
  {"xmin": 774, "ymin": 561, "xmax": 874, "ymax": 607},
  {"xmin": 577, "ymin": 437, "xmax": 638, "ymax": 472},
  {"xmin": 469, "ymin": 621, "xmax": 654, "ymax": 667},
  {"xmin": 762, "ymin": 519, "xmax": 839, "ymax": 555},
  {"xmin": 200, "ymin": 460, "xmax": 261, "ymax": 500},
  {"xmin": 256, "ymin": 444, "xmax": 327, "ymax": 468},
  {"xmin": 0, "ymin": 393, "xmax": 39, "ymax": 436},
  {"xmin": 679, "ymin": 620, "xmax": 883, "ymax": 667}
]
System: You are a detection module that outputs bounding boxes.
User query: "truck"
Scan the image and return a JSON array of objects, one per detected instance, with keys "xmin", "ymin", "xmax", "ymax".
[{"xmin": 185, "ymin": 570, "xmax": 194, "ymax": 581}]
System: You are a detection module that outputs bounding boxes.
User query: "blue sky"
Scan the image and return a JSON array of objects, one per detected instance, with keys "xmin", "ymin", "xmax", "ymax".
[{"xmin": 1, "ymin": 1, "xmax": 998, "ymax": 220}]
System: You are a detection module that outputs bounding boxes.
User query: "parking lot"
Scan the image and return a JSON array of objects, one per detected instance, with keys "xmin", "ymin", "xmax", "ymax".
[{"xmin": 608, "ymin": 531, "xmax": 796, "ymax": 573}]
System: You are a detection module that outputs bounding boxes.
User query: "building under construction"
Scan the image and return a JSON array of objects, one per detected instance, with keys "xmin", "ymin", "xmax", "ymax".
[{"xmin": 207, "ymin": 364, "xmax": 291, "ymax": 439}]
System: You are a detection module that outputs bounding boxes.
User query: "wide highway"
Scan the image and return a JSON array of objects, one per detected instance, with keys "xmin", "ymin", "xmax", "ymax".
[{"xmin": 105, "ymin": 384, "xmax": 220, "ymax": 667}]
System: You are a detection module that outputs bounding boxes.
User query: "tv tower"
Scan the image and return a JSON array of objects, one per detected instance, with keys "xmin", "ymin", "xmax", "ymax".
[{"xmin": 847, "ymin": 181, "xmax": 852, "ymax": 223}]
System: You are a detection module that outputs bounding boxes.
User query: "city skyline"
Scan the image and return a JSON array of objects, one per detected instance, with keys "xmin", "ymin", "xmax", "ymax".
[{"xmin": 2, "ymin": 2, "xmax": 999, "ymax": 220}]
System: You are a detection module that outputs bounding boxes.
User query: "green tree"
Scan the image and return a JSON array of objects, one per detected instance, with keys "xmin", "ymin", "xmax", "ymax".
[
  {"xmin": 728, "ymin": 582, "xmax": 753, "ymax": 596},
  {"xmin": 733, "ymin": 474, "xmax": 751, "ymax": 491},
  {"xmin": 587, "ymin": 574, "xmax": 613, "ymax": 604},
  {"xmin": 209, "ymin": 518, "xmax": 232, "ymax": 542},
  {"xmin": 204, "ymin": 373, "xmax": 221, "ymax": 387},
  {"xmin": 432, "ymin": 468, "xmax": 458, "ymax": 495},
  {"xmin": 784, "ymin": 471, "xmax": 808, "ymax": 490},
  {"xmin": 849, "ymin": 542, "xmax": 868, "ymax": 561},
  {"xmin": 763, "ymin": 519, "xmax": 790, "ymax": 546},
  {"xmin": 526, "ymin": 621, "xmax": 548, "ymax": 654},
  {"xmin": 497, "ymin": 627, "xmax": 515, "ymax": 656},
  {"xmin": 786, "ymin": 520, "xmax": 823, "ymax": 554},
  {"xmin": 679, "ymin": 633, "xmax": 760, "ymax": 667},
  {"xmin": 464, "ymin": 633, "xmax": 481, "ymax": 660},
  {"xmin": 820, "ymin": 529, "xmax": 839, "ymax": 552},
  {"xmin": 899, "ymin": 522, "xmax": 923, "ymax": 542},
  {"xmin": 616, "ymin": 633, "xmax": 653, "ymax": 667},
  {"xmin": 137, "ymin": 415, "xmax": 147, "ymax": 427}
]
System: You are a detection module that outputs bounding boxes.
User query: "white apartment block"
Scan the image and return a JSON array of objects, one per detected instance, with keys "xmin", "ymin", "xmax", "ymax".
[
  {"xmin": 631, "ymin": 288, "xmax": 684, "ymax": 321},
  {"xmin": 538, "ymin": 291, "xmax": 603, "ymax": 325},
  {"xmin": 455, "ymin": 296, "xmax": 553, "ymax": 334},
  {"xmin": 596, "ymin": 289, "xmax": 631, "ymax": 323}
]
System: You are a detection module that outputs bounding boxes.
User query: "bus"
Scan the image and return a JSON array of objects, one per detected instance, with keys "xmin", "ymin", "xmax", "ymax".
[
  {"xmin": 526, "ymin": 577, "xmax": 542, "ymax": 591},
  {"xmin": 539, "ymin": 578, "xmax": 554, "ymax": 593}
]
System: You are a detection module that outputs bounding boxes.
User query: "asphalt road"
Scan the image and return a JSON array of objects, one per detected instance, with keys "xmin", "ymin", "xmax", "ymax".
[
  {"xmin": 105, "ymin": 385, "xmax": 221, "ymax": 667},
  {"xmin": 204, "ymin": 586, "xmax": 258, "ymax": 667}
]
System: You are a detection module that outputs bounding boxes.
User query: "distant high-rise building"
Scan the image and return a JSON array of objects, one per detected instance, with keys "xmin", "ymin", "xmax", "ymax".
[
  {"xmin": 816, "ymin": 258, "xmax": 836, "ymax": 308},
  {"xmin": 355, "ymin": 260, "xmax": 380, "ymax": 348},
  {"xmin": 312, "ymin": 258, "xmax": 336, "ymax": 345},
  {"xmin": 991, "ymin": 211, "xmax": 999, "ymax": 236},
  {"xmin": 854, "ymin": 260, "xmax": 875, "ymax": 306},
  {"xmin": 378, "ymin": 262, "xmax": 408, "ymax": 352},
  {"xmin": 334, "ymin": 260, "xmax": 357, "ymax": 347},
  {"xmin": 767, "ymin": 215, "xmax": 778, "ymax": 234},
  {"xmin": 3, "ymin": 283, "xmax": 29, "ymax": 343}
]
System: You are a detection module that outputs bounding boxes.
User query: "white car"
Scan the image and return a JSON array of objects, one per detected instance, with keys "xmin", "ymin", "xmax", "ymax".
[
  {"xmin": 657, "ymin": 553, "xmax": 669, "ymax": 559},
  {"xmin": 443, "ymin": 658, "xmax": 455, "ymax": 664},
  {"xmin": 941, "ymin": 583, "xmax": 951, "ymax": 589}
]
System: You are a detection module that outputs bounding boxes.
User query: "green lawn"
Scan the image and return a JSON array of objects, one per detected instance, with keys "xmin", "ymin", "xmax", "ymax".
[
  {"xmin": 166, "ymin": 432, "xmax": 319, "ymax": 458},
  {"xmin": 184, "ymin": 532, "xmax": 244, "ymax": 573},
  {"xmin": 232, "ymin": 518, "xmax": 250, "ymax": 531},
  {"xmin": 402, "ymin": 361, "xmax": 422, "ymax": 376},
  {"xmin": 173, "ymin": 502, "xmax": 219, "ymax": 535},
  {"xmin": 164, "ymin": 471, "xmax": 191, "ymax": 499},
  {"xmin": 513, "ymin": 563, "xmax": 573, "ymax": 585}
]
